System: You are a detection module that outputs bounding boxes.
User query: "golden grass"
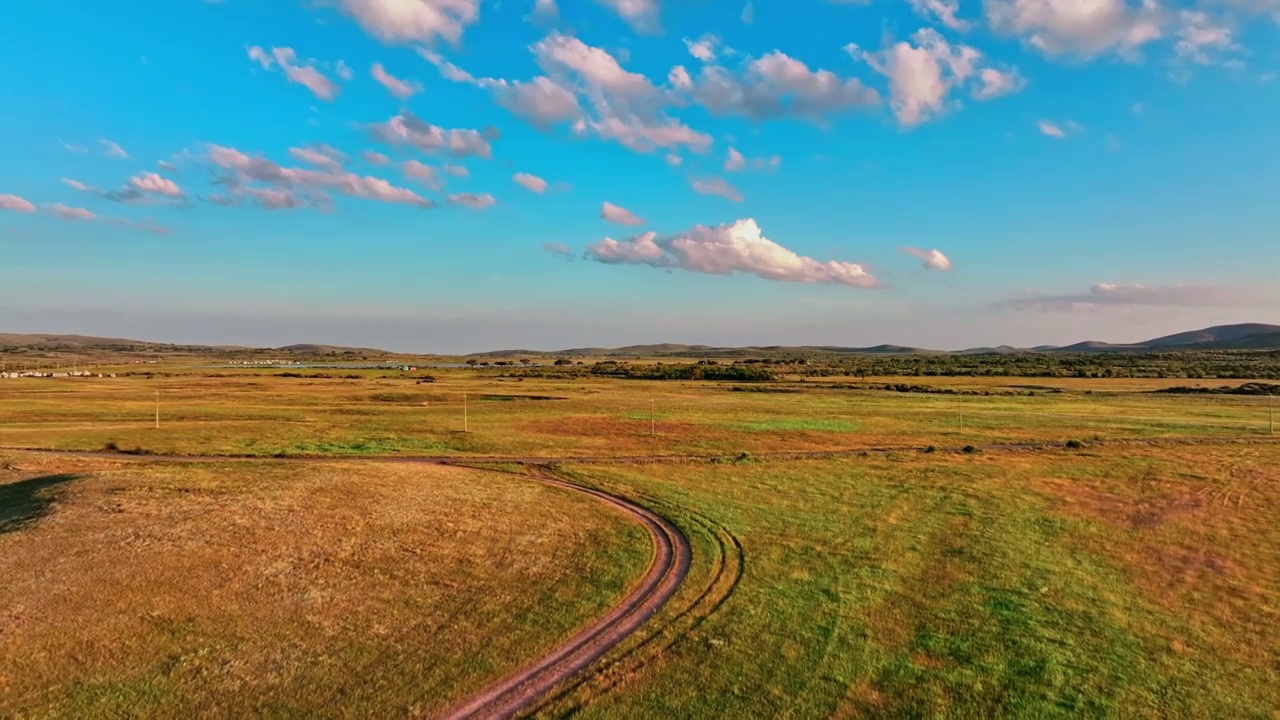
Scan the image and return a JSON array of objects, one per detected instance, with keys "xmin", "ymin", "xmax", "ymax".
[{"xmin": 0, "ymin": 455, "xmax": 649, "ymax": 718}]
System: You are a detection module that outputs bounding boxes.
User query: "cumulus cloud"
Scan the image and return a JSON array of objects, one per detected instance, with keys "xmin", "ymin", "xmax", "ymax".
[
  {"xmin": 984, "ymin": 0, "xmax": 1164, "ymax": 60},
  {"xmin": 48, "ymin": 203, "xmax": 96, "ymax": 221},
  {"xmin": 513, "ymin": 172, "xmax": 549, "ymax": 193},
  {"xmin": 207, "ymin": 143, "xmax": 435, "ymax": 209},
  {"xmin": 422, "ymin": 35, "xmax": 709, "ymax": 154},
  {"xmin": 335, "ymin": 60, "xmax": 355, "ymax": 80},
  {"xmin": 593, "ymin": 0, "xmax": 660, "ymax": 33},
  {"xmin": 686, "ymin": 50, "xmax": 880, "ymax": 123},
  {"xmin": 685, "ymin": 35, "xmax": 721, "ymax": 63},
  {"xmin": 448, "ymin": 192, "xmax": 496, "ymax": 209},
  {"xmin": 443, "ymin": 164, "xmax": 469, "ymax": 177},
  {"xmin": 601, "ymin": 201, "xmax": 644, "ymax": 226},
  {"xmin": 665, "ymin": 153, "xmax": 683, "ymax": 166},
  {"xmin": 370, "ymin": 110, "xmax": 493, "ymax": 159},
  {"xmin": 692, "ymin": 177, "xmax": 744, "ymax": 202},
  {"xmin": 371, "ymin": 62, "xmax": 423, "ymax": 98},
  {"xmin": 1000, "ymin": 282, "xmax": 1266, "ymax": 311},
  {"xmin": 543, "ymin": 241, "xmax": 573, "ymax": 259},
  {"xmin": 337, "ymin": 0, "xmax": 481, "ymax": 45},
  {"xmin": 362, "ymin": 150, "xmax": 391, "ymax": 165},
  {"xmin": 290, "ymin": 144, "xmax": 348, "ymax": 169},
  {"xmin": 247, "ymin": 46, "xmax": 341, "ymax": 101},
  {"xmin": 911, "ymin": 0, "xmax": 971, "ymax": 29},
  {"xmin": 129, "ymin": 172, "xmax": 183, "ymax": 198},
  {"xmin": 724, "ymin": 147, "xmax": 780, "ymax": 172},
  {"xmin": 900, "ymin": 246, "xmax": 953, "ymax": 271},
  {"xmin": 403, "ymin": 160, "xmax": 445, "ymax": 190},
  {"xmin": 849, "ymin": 29, "xmax": 1023, "ymax": 127},
  {"xmin": 99, "ymin": 138, "xmax": 130, "ymax": 159},
  {"xmin": 585, "ymin": 218, "xmax": 878, "ymax": 287},
  {"xmin": 0, "ymin": 194, "xmax": 36, "ymax": 213}
]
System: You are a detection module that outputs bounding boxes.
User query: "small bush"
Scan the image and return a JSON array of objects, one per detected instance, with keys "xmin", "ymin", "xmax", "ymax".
[
  {"xmin": 962, "ymin": 445, "xmax": 979, "ymax": 454},
  {"xmin": 1065, "ymin": 439, "xmax": 1084, "ymax": 450},
  {"xmin": 102, "ymin": 441, "xmax": 120, "ymax": 453},
  {"xmin": 924, "ymin": 445, "xmax": 939, "ymax": 454}
]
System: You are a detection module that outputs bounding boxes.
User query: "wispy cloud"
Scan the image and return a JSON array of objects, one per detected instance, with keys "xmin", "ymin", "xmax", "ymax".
[
  {"xmin": 513, "ymin": 172, "xmax": 549, "ymax": 193},
  {"xmin": 0, "ymin": 194, "xmax": 37, "ymax": 213},
  {"xmin": 1000, "ymin": 282, "xmax": 1268, "ymax": 311},
  {"xmin": 336, "ymin": 0, "xmax": 481, "ymax": 45},
  {"xmin": 692, "ymin": 177, "xmax": 744, "ymax": 202},
  {"xmin": 593, "ymin": 0, "xmax": 660, "ymax": 34},
  {"xmin": 543, "ymin": 241, "xmax": 573, "ymax": 259},
  {"xmin": 447, "ymin": 192, "xmax": 496, "ymax": 209},
  {"xmin": 585, "ymin": 218, "xmax": 878, "ymax": 287},
  {"xmin": 207, "ymin": 143, "xmax": 434, "ymax": 209},
  {"xmin": 370, "ymin": 110, "xmax": 493, "ymax": 159},
  {"xmin": 247, "ymin": 46, "xmax": 341, "ymax": 101},
  {"xmin": 371, "ymin": 62, "xmax": 423, "ymax": 99},
  {"xmin": 99, "ymin": 138, "xmax": 130, "ymax": 159}
]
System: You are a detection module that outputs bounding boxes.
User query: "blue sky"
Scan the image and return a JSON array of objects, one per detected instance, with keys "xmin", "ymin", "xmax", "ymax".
[{"xmin": 1, "ymin": 0, "xmax": 1277, "ymax": 352}]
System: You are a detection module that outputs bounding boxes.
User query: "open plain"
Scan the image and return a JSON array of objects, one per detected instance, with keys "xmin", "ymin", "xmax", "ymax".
[{"xmin": 2, "ymin": 358, "xmax": 1279, "ymax": 718}]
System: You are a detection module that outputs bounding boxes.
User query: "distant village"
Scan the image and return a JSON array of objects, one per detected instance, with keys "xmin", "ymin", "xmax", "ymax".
[{"xmin": 0, "ymin": 370, "xmax": 116, "ymax": 379}]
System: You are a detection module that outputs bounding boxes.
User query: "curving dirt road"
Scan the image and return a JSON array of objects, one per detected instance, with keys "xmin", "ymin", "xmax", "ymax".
[{"xmin": 436, "ymin": 470, "xmax": 691, "ymax": 720}]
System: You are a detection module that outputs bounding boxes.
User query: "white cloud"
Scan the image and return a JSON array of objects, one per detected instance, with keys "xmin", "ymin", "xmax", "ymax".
[
  {"xmin": 370, "ymin": 110, "xmax": 493, "ymax": 159},
  {"xmin": 910, "ymin": 0, "xmax": 971, "ymax": 30},
  {"xmin": 985, "ymin": 0, "xmax": 1164, "ymax": 60},
  {"xmin": 337, "ymin": 0, "xmax": 481, "ymax": 45},
  {"xmin": 99, "ymin": 138, "xmax": 130, "ymax": 159},
  {"xmin": 1174, "ymin": 11, "xmax": 1238, "ymax": 65},
  {"xmin": 1037, "ymin": 119, "xmax": 1080, "ymax": 138},
  {"xmin": 741, "ymin": 0, "xmax": 754, "ymax": 23},
  {"xmin": 47, "ymin": 203, "xmax": 96, "ymax": 221},
  {"xmin": 692, "ymin": 177, "xmax": 745, "ymax": 202},
  {"xmin": 420, "ymin": 49, "xmax": 583, "ymax": 128},
  {"xmin": 585, "ymin": 218, "xmax": 878, "ymax": 288},
  {"xmin": 513, "ymin": 172, "xmax": 549, "ymax": 193},
  {"xmin": 0, "ymin": 194, "xmax": 36, "ymax": 213},
  {"xmin": 684, "ymin": 35, "xmax": 720, "ymax": 63},
  {"xmin": 157, "ymin": 160, "xmax": 180, "ymax": 174},
  {"xmin": 129, "ymin": 172, "xmax": 183, "ymax": 198},
  {"xmin": 665, "ymin": 153, "xmax": 683, "ymax": 166},
  {"xmin": 61, "ymin": 141, "xmax": 89, "ymax": 154},
  {"xmin": 724, "ymin": 147, "xmax": 746, "ymax": 172},
  {"xmin": 403, "ymin": 160, "xmax": 445, "ymax": 190},
  {"xmin": 335, "ymin": 60, "xmax": 355, "ymax": 80},
  {"xmin": 601, "ymin": 201, "xmax": 644, "ymax": 225},
  {"xmin": 1001, "ymin": 282, "xmax": 1266, "ymax": 311},
  {"xmin": 443, "ymin": 164, "xmax": 469, "ymax": 177},
  {"xmin": 362, "ymin": 150, "xmax": 391, "ymax": 166},
  {"xmin": 290, "ymin": 144, "xmax": 347, "ymax": 169},
  {"xmin": 668, "ymin": 65, "xmax": 693, "ymax": 91},
  {"xmin": 448, "ymin": 192, "xmax": 496, "ymax": 209},
  {"xmin": 247, "ymin": 46, "xmax": 341, "ymax": 101},
  {"xmin": 533, "ymin": 0, "xmax": 559, "ymax": 21},
  {"xmin": 543, "ymin": 241, "xmax": 573, "ymax": 258},
  {"xmin": 371, "ymin": 62, "xmax": 423, "ymax": 98},
  {"xmin": 900, "ymin": 246, "xmax": 953, "ymax": 270},
  {"xmin": 849, "ymin": 29, "xmax": 1023, "ymax": 127},
  {"xmin": 688, "ymin": 50, "xmax": 880, "ymax": 122},
  {"xmin": 592, "ymin": 0, "xmax": 660, "ymax": 34}
]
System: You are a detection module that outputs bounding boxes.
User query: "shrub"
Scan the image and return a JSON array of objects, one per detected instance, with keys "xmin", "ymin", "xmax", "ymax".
[
  {"xmin": 962, "ymin": 445, "xmax": 979, "ymax": 454},
  {"xmin": 1065, "ymin": 439, "xmax": 1084, "ymax": 449},
  {"xmin": 924, "ymin": 445, "xmax": 939, "ymax": 453}
]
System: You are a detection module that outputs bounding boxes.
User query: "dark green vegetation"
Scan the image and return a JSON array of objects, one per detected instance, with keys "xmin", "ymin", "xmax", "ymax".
[{"xmin": 1157, "ymin": 382, "xmax": 1280, "ymax": 395}]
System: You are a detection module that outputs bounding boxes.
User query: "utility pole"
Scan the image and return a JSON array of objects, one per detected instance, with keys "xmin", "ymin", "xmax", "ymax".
[
  {"xmin": 651, "ymin": 397, "xmax": 656, "ymax": 437},
  {"xmin": 154, "ymin": 390, "xmax": 160, "ymax": 430},
  {"xmin": 959, "ymin": 406, "xmax": 964, "ymax": 434},
  {"xmin": 463, "ymin": 392, "xmax": 469, "ymax": 433},
  {"xmin": 1270, "ymin": 395, "xmax": 1274, "ymax": 435}
]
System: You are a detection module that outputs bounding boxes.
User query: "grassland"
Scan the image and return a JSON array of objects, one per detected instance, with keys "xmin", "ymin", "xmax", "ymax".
[
  {"xmin": 2, "ymin": 362, "xmax": 1278, "ymax": 718},
  {"xmin": 0, "ymin": 368, "xmax": 1273, "ymax": 460},
  {"xmin": 0, "ymin": 454, "xmax": 648, "ymax": 718},
  {"xmin": 545, "ymin": 444, "xmax": 1280, "ymax": 718}
]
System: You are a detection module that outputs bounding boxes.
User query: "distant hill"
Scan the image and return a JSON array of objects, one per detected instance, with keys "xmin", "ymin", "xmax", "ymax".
[{"xmin": 4, "ymin": 322, "xmax": 1278, "ymax": 357}]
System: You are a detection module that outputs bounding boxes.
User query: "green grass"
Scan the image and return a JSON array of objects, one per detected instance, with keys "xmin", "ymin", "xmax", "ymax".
[
  {"xmin": 733, "ymin": 418, "xmax": 862, "ymax": 433},
  {"xmin": 546, "ymin": 445, "xmax": 1280, "ymax": 718}
]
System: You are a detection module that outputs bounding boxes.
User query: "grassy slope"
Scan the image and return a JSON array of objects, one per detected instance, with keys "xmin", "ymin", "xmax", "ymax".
[
  {"xmin": 552, "ymin": 445, "xmax": 1280, "ymax": 718},
  {"xmin": 0, "ymin": 457, "xmax": 649, "ymax": 718}
]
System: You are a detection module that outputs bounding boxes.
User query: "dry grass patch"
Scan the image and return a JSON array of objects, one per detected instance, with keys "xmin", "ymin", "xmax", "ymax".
[{"xmin": 0, "ymin": 456, "xmax": 649, "ymax": 718}]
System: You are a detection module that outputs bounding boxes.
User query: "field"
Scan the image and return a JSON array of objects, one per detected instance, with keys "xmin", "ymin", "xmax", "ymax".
[{"xmin": 1, "ymin": 363, "xmax": 1278, "ymax": 718}]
